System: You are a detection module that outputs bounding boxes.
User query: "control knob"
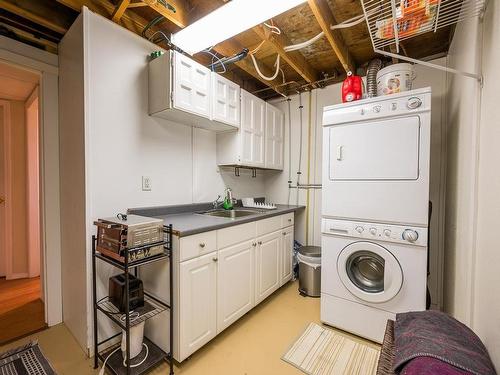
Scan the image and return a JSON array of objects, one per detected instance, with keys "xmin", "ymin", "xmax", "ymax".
[
  {"xmin": 402, "ymin": 229, "xmax": 419, "ymax": 243},
  {"xmin": 407, "ymin": 97, "xmax": 422, "ymax": 110},
  {"xmin": 369, "ymin": 227, "xmax": 377, "ymax": 235},
  {"xmin": 355, "ymin": 226, "xmax": 364, "ymax": 234},
  {"xmin": 383, "ymin": 229, "xmax": 391, "ymax": 237}
]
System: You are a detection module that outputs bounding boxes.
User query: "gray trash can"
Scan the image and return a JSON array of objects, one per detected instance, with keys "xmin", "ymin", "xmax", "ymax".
[{"xmin": 298, "ymin": 246, "xmax": 321, "ymax": 297}]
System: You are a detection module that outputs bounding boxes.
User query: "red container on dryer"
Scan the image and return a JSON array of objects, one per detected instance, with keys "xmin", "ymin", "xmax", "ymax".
[{"xmin": 342, "ymin": 71, "xmax": 363, "ymax": 103}]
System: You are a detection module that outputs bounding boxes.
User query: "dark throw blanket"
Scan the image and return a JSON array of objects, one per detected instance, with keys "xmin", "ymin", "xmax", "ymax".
[{"xmin": 393, "ymin": 311, "xmax": 496, "ymax": 375}]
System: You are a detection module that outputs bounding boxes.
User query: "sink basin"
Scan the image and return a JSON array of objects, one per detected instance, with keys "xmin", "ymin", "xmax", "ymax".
[{"xmin": 199, "ymin": 209, "xmax": 263, "ymax": 219}]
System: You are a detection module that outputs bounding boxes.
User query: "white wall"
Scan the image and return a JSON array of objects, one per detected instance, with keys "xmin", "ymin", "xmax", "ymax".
[
  {"xmin": 443, "ymin": 17, "xmax": 482, "ymax": 324},
  {"xmin": 266, "ymin": 63, "xmax": 447, "ymax": 308},
  {"xmin": 471, "ymin": 0, "xmax": 500, "ymax": 368},
  {"xmin": 59, "ymin": 8, "xmax": 265, "ymax": 351}
]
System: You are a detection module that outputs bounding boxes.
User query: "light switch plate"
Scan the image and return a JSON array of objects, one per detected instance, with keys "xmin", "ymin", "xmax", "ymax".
[{"xmin": 142, "ymin": 176, "xmax": 152, "ymax": 191}]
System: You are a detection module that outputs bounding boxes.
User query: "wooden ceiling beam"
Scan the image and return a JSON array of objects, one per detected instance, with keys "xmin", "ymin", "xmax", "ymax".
[
  {"xmin": 211, "ymin": 40, "xmax": 283, "ymax": 94},
  {"xmin": 111, "ymin": 0, "xmax": 131, "ymax": 22},
  {"xmin": 252, "ymin": 23, "xmax": 319, "ymax": 84},
  {"xmin": 0, "ymin": 0, "xmax": 67, "ymax": 34},
  {"xmin": 56, "ymin": 0, "xmax": 146, "ymax": 34},
  {"xmin": 141, "ymin": 0, "xmax": 188, "ymax": 28},
  {"xmin": 307, "ymin": 0, "xmax": 355, "ymax": 73}
]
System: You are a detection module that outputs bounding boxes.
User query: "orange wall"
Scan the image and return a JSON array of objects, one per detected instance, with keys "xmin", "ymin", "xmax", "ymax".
[{"xmin": 10, "ymin": 100, "xmax": 28, "ymax": 276}]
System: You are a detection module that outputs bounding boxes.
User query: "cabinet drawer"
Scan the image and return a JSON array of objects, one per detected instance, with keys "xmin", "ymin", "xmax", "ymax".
[
  {"xmin": 217, "ymin": 222, "xmax": 256, "ymax": 249},
  {"xmin": 256, "ymin": 216, "xmax": 282, "ymax": 237},
  {"xmin": 281, "ymin": 213, "xmax": 294, "ymax": 228},
  {"xmin": 180, "ymin": 231, "xmax": 217, "ymax": 262}
]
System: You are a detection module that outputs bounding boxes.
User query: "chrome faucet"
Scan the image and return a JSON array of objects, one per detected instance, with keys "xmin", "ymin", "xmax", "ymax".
[
  {"xmin": 212, "ymin": 195, "xmax": 223, "ymax": 209},
  {"xmin": 212, "ymin": 188, "xmax": 237, "ymax": 209}
]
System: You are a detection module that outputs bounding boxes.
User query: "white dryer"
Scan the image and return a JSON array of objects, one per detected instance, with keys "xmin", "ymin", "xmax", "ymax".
[
  {"xmin": 321, "ymin": 218, "xmax": 428, "ymax": 343},
  {"xmin": 322, "ymin": 88, "xmax": 431, "ymax": 226}
]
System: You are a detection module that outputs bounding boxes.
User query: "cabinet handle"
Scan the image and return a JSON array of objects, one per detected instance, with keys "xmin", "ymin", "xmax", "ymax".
[
  {"xmin": 282, "ymin": 232, "xmax": 286, "ymax": 235},
  {"xmin": 288, "ymin": 218, "xmax": 292, "ymax": 222},
  {"xmin": 212, "ymin": 257, "xmax": 218, "ymax": 262},
  {"xmin": 252, "ymin": 243, "xmax": 256, "ymax": 247},
  {"xmin": 199, "ymin": 243, "xmax": 206, "ymax": 248},
  {"xmin": 258, "ymin": 241, "xmax": 262, "ymax": 245}
]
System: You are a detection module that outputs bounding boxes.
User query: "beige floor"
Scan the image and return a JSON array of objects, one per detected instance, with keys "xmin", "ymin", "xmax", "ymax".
[{"xmin": 0, "ymin": 281, "xmax": 378, "ymax": 374}]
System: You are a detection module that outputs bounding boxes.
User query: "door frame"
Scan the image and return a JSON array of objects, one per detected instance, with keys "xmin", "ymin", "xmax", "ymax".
[
  {"xmin": 0, "ymin": 36, "xmax": 62, "ymax": 326},
  {"xmin": 0, "ymin": 101, "xmax": 13, "ymax": 279}
]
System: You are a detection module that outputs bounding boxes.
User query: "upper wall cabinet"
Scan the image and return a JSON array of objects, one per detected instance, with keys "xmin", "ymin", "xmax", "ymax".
[
  {"xmin": 212, "ymin": 74, "xmax": 240, "ymax": 128},
  {"xmin": 265, "ymin": 103, "xmax": 284, "ymax": 170},
  {"xmin": 216, "ymin": 90, "xmax": 284, "ymax": 171},
  {"xmin": 148, "ymin": 51, "xmax": 239, "ymax": 132},
  {"xmin": 217, "ymin": 90, "xmax": 266, "ymax": 168}
]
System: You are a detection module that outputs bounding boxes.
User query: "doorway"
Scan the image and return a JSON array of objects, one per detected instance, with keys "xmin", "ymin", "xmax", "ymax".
[{"xmin": 0, "ymin": 60, "xmax": 45, "ymax": 344}]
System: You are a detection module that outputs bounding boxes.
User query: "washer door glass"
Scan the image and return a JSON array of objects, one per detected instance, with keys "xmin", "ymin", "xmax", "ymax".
[
  {"xmin": 337, "ymin": 241, "xmax": 403, "ymax": 303},
  {"xmin": 346, "ymin": 251, "xmax": 385, "ymax": 293}
]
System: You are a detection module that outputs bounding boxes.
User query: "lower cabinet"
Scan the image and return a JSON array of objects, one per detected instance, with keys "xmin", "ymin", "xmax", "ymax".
[
  {"xmin": 281, "ymin": 226, "xmax": 294, "ymax": 286},
  {"xmin": 217, "ymin": 240, "xmax": 255, "ymax": 333},
  {"xmin": 179, "ymin": 251, "xmax": 217, "ymax": 361},
  {"xmin": 176, "ymin": 218, "xmax": 295, "ymax": 361},
  {"xmin": 255, "ymin": 230, "xmax": 282, "ymax": 305}
]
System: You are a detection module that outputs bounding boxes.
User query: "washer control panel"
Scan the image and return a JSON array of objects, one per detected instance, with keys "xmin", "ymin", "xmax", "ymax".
[{"xmin": 322, "ymin": 218, "xmax": 427, "ymax": 247}]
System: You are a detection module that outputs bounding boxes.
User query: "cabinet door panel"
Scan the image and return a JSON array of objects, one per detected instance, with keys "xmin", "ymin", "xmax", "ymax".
[
  {"xmin": 265, "ymin": 104, "xmax": 284, "ymax": 170},
  {"xmin": 174, "ymin": 52, "xmax": 211, "ymax": 118},
  {"xmin": 217, "ymin": 240, "xmax": 254, "ymax": 332},
  {"xmin": 241, "ymin": 90, "xmax": 265, "ymax": 167},
  {"xmin": 281, "ymin": 226, "xmax": 294, "ymax": 285},
  {"xmin": 212, "ymin": 74, "xmax": 240, "ymax": 127},
  {"xmin": 255, "ymin": 230, "xmax": 281, "ymax": 304},
  {"xmin": 179, "ymin": 252, "xmax": 217, "ymax": 359}
]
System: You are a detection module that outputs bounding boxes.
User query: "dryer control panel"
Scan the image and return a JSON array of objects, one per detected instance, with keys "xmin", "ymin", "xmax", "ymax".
[
  {"xmin": 322, "ymin": 87, "xmax": 431, "ymax": 126},
  {"xmin": 322, "ymin": 218, "xmax": 428, "ymax": 247}
]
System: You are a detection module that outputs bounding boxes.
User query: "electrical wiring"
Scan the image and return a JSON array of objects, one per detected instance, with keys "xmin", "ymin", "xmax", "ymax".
[
  {"xmin": 199, "ymin": 49, "xmax": 227, "ymax": 73},
  {"xmin": 250, "ymin": 53, "xmax": 281, "ymax": 81},
  {"xmin": 264, "ymin": 21, "xmax": 281, "ymax": 34}
]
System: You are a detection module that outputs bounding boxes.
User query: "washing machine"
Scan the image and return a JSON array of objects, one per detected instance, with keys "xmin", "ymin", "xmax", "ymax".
[
  {"xmin": 321, "ymin": 218, "xmax": 427, "ymax": 343},
  {"xmin": 322, "ymin": 87, "xmax": 431, "ymax": 226}
]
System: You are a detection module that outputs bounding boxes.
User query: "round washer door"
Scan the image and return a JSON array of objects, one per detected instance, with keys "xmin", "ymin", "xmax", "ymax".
[{"xmin": 337, "ymin": 241, "xmax": 403, "ymax": 303}]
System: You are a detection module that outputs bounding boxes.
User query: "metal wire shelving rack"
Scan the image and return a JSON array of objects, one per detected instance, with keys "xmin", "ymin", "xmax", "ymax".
[
  {"xmin": 92, "ymin": 224, "xmax": 174, "ymax": 375},
  {"xmin": 360, "ymin": 0, "xmax": 488, "ymax": 83}
]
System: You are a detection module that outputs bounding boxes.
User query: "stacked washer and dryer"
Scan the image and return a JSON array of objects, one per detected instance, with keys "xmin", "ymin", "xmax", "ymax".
[{"xmin": 320, "ymin": 87, "xmax": 431, "ymax": 343}]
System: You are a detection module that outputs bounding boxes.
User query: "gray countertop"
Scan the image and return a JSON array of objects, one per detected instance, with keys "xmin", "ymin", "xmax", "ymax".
[{"xmin": 128, "ymin": 203, "xmax": 305, "ymax": 237}]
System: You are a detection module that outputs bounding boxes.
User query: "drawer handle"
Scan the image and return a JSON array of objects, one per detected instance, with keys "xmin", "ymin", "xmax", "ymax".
[
  {"xmin": 258, "ymin": 241, "xmax": 262, "ymax": 245},
  {"xmin": 212, "ymin": 257, "xmax": 218, "ymax": 262},
  {"xmin": 252, "ymin": 243, "xmax": 257, "ymax": 247},
  {"xmin": 199, "ymin": 243, "xmax": 206, "ymax": 248},
  {"xmin": 282, "ymin": 232, "xmax": 286, "ymax": 235},
  {"xmin": 288, "ymin": 218, "xmax": 292, "ymax": 222}
]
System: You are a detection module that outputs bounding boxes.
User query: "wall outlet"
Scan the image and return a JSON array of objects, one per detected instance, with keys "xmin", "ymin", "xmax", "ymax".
[{"xmin": 142, "ymin": 176, "xmax": 152, "ymax": 191}]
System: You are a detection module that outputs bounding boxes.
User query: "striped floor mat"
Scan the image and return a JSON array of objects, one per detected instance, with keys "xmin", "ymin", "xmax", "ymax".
[{"xmin": 282, "ymin": 323, "xmax": 380, "ymax": 375}]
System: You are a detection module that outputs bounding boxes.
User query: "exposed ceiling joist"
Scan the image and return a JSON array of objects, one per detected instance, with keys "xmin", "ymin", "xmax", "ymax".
[
  {"xmin": 56, "ymin": 0, "xmax": 145, "ymax": 34},
  {"xmin": 307, "ymin": 0, "xmax": 355, "ymax": 73},
  {"xmin": 0, "ymin": 0, "xmax": 67, "ymax": 34},
  {"xmin": 141, "ymin": 0, "xmax": 188, "ymax": 28},
  {"xmin": 111, "ymin": 0, "xmax": 131, "ymax": 22},
  {"xmin": 212, "ymin": 41, "xmax": 284, "ymax": 94},
  {"xmin": 253, "ymin": 23, "xmax": 319, "ymax": 84}
]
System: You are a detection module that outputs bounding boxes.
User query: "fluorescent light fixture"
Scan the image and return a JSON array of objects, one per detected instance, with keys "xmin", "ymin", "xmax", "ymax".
[{"xmin": 171, "ymin": 0, "xmax": 306, "ymax": 56}]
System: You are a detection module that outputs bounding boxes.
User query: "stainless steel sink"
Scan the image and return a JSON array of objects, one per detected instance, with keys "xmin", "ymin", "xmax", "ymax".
[{"xmin": 199, "ymin": 209, "xmax": 263, "ymax": 219}]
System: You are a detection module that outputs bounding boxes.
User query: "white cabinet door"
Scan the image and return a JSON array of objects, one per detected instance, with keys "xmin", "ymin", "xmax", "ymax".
[
  {"xmin": 217, "ymin": 240, "xmax": 254, "ymax": 333},
  {"xmin": 173, "ymin": 51, "xmax": 211, "ymax": 118},
  {"xmin": 255, "ymin": 230, "xmax": 281, "ymax": 304},
  {"xmin": 241, "ymin": 90, "xmax": 265, "ymax": 167},
  {"xmin": 179, "ymin": 251, "xmax": 217, "ymax": 360},
  {"xmin": 281, "ymin": 226, "xmax": 294, "ymax": 286},
  {"xmin": 212, "ymin": 73, "xmax": 240, "ymax": 127},
  {"xmin": 265, "ymin": 104, "xmax": 284, "ymax": 170}
]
